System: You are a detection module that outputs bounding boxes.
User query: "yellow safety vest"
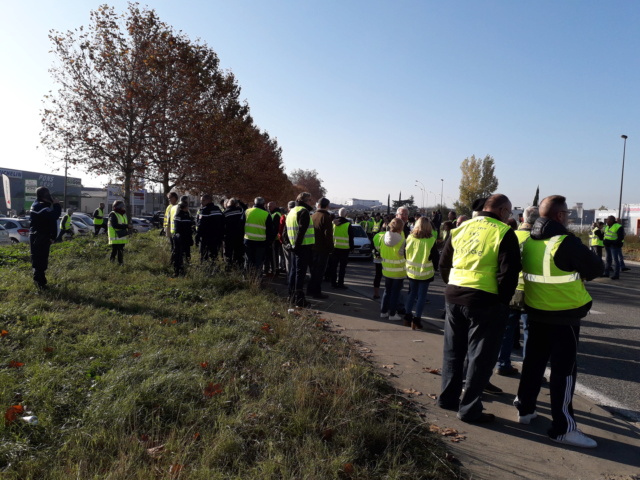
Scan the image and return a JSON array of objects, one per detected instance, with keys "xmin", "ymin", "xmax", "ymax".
[
  {"xmin": 285, "ymin": 206, "xmax": 315, "ymax": 246},
  {"xmin": 372, "ymin": 219, "xmax": 383, "ymax": 233},
  {"xmin": 405, "ymin": 235, "xmax": 436, "ymax": 280},
  {"xmin": 372, "ymin": 231, "xmax": 384, "ymax": 263},
  {"xmin": 93, "ymin": 208, "xmax": 104, "ymax": 226},
  {"xmin": 380, "ymin": 236, "xmax": 406, "ymax": 279},
  {"xmin": 589, "ymin": 228, "xmax": 603, "ymax": 247},
  {"xmin": 60, "ymin": 215, "xmax": 72, "ymax": 231},
  {"xmin": 164, "ymin": 203, "xmax": 175, "ymax": 232},
  {"xmin": 333, "ymin": 222, "xmax": 351, "ymax": 249},
  {"xmin": 514, "ymin": 229, "xmax": 531, "ymax": 291},
  {"xmin": 603, "ymin": 223, "xmax": 621, "ymax": 242},
  {"xmin": 244, "ymin": 207, "xmax": 269, "ymax": 241},
  {"xmin": 522, "ymin": 235, "xmax": 591, "ymax": 311},
  {"xmin": 448, "ymin": 216, "xmax": 510, "ymax": 294},
  {"xmin": 108, "ymin": 212, "xmax": 129, "ymax": 245}
]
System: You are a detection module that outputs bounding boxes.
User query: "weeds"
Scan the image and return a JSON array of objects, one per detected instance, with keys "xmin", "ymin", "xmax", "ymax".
[{"xmin": 0, "ymin": 233, "xmax": 456, "ymax": 479}]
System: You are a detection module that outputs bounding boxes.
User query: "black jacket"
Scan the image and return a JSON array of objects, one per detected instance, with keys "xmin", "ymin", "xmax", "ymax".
[
  {"xmin": 223, "ymin": 206, "xmax": 245, "ymax": 241},
  {"xmin": 524, "ymin": 217, "xmax": 603, "ymax": 323},
  {"xmin": 439, "ymin": 212, "xmax": 521, "ymax": 306},
  {"xmin": 30, "ymin": 200, "xmax": 62, "ymax": 240},
  {"xmin": 173, "ymin": 210, "xmax": 194, "ymax": 244},
  {"xmin": 196, "ymin": 203, "xmax": 224, "ymax": 244}
]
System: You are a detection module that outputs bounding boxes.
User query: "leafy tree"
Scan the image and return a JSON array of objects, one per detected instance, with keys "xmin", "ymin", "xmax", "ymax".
[
  {"xmin": 453, "ymin": 155, "xmax": 499, "ymax": 216},
  {"xmin": 392, "ymin": 196, "xmax": 415, "ymax": 210},
  {"xmin": 288, "ymin": 169, "xmax": 327, "ymax": 204}
]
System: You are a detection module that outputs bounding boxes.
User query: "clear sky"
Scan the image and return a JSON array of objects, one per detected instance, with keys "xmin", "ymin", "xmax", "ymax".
[{"xmin": 1, "ymin": 1, "xmax": 638, "ymax": 210}]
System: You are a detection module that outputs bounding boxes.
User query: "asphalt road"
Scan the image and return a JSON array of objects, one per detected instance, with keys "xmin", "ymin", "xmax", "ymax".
[{"xmin": 341, "ymin": 258, "xmax": 640, "ymax": 423}]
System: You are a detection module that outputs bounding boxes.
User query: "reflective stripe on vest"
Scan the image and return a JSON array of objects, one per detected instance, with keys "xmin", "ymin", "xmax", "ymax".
[
  {"xmin": 405, "ymin": 235, "xmax": 436, "ymax": 280},
  {"xmin": 380, "ymin": 237, "xmax": 406, "ymax": 278},
  {"xmin": 333, "ymin": 222, "xmax": 350, "ymax": 249},
  {"xmin": 108, "ymin": 212, "xmax": 129, "ymax": 245},
  {"xmin": 515, "ymin": 229, "xmax": 531, "ymax": 291},
  {"xmin": 372, "ymin": 219, "xmax": 383, "ymax": 233},
  {"xmin": 590, "ymin": 228, "xmax": 603, "ymax": 247},
  {"xmin": 603, "ymin": 223, "xmax": 620, "ymax": 241},
  {"xmin": 169, "ymin": 205, "xmax": 180, "ymax": 234},
  {"xmin": 448, "ymin": 216, "xmax": 510, "ymax": 294},
  {"xmin": 285, "ymin": 206, "xmax": 315, "ymax": 245},
  {"xmin": 523, "ymin": 234, "xmax": 591, "ymax": 311},
  {"xmin": 93, "ymin": 208, "xmax": 104, "ymax": 225},
  {"xmin": 244, "ymin": 207, "xmax": 269, "ymax": 241}
]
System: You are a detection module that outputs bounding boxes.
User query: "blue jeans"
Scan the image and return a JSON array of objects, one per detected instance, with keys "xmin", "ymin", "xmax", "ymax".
[
  {"xmin": 438, "ymin": 302, "xmax": 508, "ymax": 420},
  {"xmin": 604, "ymin": 246, "xmax": 622, "ymax": 277},
  {"xmin": 381, "ymin": 277, "xmax": 404, "ymax": 315},
  {"xmin": 405, "ymin": 278, "xmax": 430, "ymax": 319},
  {"xmin": 497, "ymin": 309, "xmax": 521, "ymax": 369}
]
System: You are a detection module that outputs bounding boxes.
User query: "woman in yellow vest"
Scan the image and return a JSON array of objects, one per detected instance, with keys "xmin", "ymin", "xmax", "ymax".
[
  {"xmin": 403, "ymin": 217, "xmax": 438, "ymax": 329},
  {"xmin": 108, "ymin": 200, "xmax": 130, "ymax": 265},
  {"xmin": 380, "ymin": 218, "xmax": 406, "ymax": 321}
]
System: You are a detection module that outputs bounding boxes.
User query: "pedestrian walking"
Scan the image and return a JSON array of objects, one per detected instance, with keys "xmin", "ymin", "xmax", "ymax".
[{"xmin": 93, "ymin": 202, "xmax": 107, "ymax": 236}]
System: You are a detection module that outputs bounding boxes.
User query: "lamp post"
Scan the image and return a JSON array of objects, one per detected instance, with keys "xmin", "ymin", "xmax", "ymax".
[
  {"xmin": 415, "ymin": 179, "xmax": 425, "ymax": 212},
  {"xmin": 440, "ymin": 179, "xmax": 444, "ymax": 208},
  {"xmin": 63, "ymin": 147, "xmax": 68, "ymax": 211},
  {"xmin": 618, "ymin": 135, "xmax": 628, "ymax": 220}
]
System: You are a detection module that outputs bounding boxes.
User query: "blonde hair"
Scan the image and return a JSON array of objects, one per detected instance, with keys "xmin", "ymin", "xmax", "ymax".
[
  {"xmin": 410, "ymin": 217, "xmax": 433, "ymax": 239},
  {"xmin": 389, "ymin": 218, "xmax": 404, "ymax": 233}
]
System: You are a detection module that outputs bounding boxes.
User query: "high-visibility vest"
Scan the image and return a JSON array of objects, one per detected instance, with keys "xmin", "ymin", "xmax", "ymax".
[
  {"xmin": 405, "ymin": 235, "xmax": 436, "ymax": 280},
  {"xmin": 514, "ymin": 229, "xmax": 531, "ymax": 291},
  {"xmin": 589, "ymin": 228, "xmax": 603, "ymax": 247},
  {"xmin": 244, "ymin": 207, "xmax": 269, "ymax": 241},
  {"xmin": 285, "ymin": 206, "xmax": 315, "ymax": 246},
  {"xmin": 448, "ymin": 216, "xmax": 511, "ymax": 295},
  {"xmin": 372, "ymin": 219, "xmax": 383, "ymax": 233},
  {"xmin": 93, "ymin": 208, "xmax": 104, "ymax": 225},
  {"xmin": 603, "ymin": 223, "xmax": 621, "ymax": 242},
  {"xmin": 362, "ymin": 219, "xmax": 372, "ymax": 233},
  {"xmin": 169, "ymin": 204, "xmax": 180, "ymax": 234},
  {"xmin": 108, "ymin": 212, "xmax": 129, "ymax": 245},
  {"xmin": 372, "ymin": 231, "xmax": 384, "ymax": 263},
  {"xmin": 380, "ymin": 236, "xmax": 406, "ymax": 279},
  {"xmin": 164, "ymin": 203, "xmax": 176, "ymax": 232},
  {"xmin": 60, "ymin": 215, "xmax": 72, "ymax": 231},
  {"xmin": 333, "ymin": 222, "xmax": 351, "ymax": 249},
  {"xmin": 522, "ymin": 235, "xmax": 591, "ymax": 311}
]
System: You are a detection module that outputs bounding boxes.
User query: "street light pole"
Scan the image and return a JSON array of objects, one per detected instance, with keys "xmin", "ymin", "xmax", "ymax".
[
  {"xmin": 440, "ymin": 179, "xmax": 444, "ymax": 208},
  {"xmin": 618, "ymin": 135, "xmax": 628, "ymax": 220},
  {"xmin": 63, "ymin": 148, "xmax": 68, "ymax": 211},
  {"xmin": 415, "ymin": 179, "xmax": 425, "ymax": 212}
]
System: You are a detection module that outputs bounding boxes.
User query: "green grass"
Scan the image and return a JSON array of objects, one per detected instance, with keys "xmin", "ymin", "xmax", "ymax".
[{"xmin": 0, "ymin": 234, "xmax": 456, "ymax": 479}]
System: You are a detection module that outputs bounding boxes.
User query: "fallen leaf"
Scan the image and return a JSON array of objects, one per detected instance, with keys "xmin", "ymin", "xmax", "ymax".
[
  {"xmin": 429, "ymin": 425, "xmax": 441, "ymax": 433},
  {"xmin": 382, "ymin": 365, "xmax": 394, "ymax": 369},
  {"xmin": 423, "ymin": 367, "xmax": 441, "ymax": 375},
  {"xmin": 450, "ymin": 434, "xmax": 466, "ymax": 443},
  {"xmin": 132, "ymin": 352, "xmax": 141, "ymax": 358},
  {"xmin": 441, "ymin": 427, "xmax": 458, "ymax": 436},
  {"xmin": 171, "ymin": 320, "xmax": 178, "ymax": 324},
  {"xmin": 4, "ymin": 405, "xmax": 24, "ymax": 425},
  {"xmin": 261, "ymin": 323, "xmax": 270, "ymax": 332},
  {"xmin": 281, "ymin": 361, "xmax": 291, "ymax": 368},
  {"xmin": 8, "ymin": 361, "xmax": 24, "ymax": 368},
  {"xmin": 343, "ymin": 463, "xmax": 354, "ymax": 474},
  {"xmin": 204, "ymin": 382, "xmax": 223, "ymax": 398},
  {"xmin": 428, "ymin": 393, "xmax": 438, "ymax": 400},
  {"xmin": 169, "ymin": 464, "xmax": 184, "ymax": 475},
  {"xmin": 193, "ymin": 432, "xmax": 200, "ymax": 441},
  {"xmin": 401, "ymin": 388, "xmax": 422, "ymax": 396},
  {"xmin": 139, "ymin": 434, "xmax": 150, "ymax": 442},
  {"xmin": 146, "ymin": 444, "xmax": 164, "ymax": 458},
  {"xmin": 321, "ymin": 428, "xmax": 334, "ymax": 441},
  {"xmin": 200, "ymin": 362, "xmax": 209, "ymax": 369},
  {"xmin": 1, "ymin": 330, "xmax": 8, "ymax": 337},
  {"xmin": 271, "ymin": 311, "xmax": 283, "ymax": 318}
]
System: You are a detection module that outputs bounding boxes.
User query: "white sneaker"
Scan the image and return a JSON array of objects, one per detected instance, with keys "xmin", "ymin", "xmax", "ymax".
[
  {"xmin": 380, "ymin": 312, "xmax": 389, "ymax": 318},
  {"xmin": 389, "ymin": 314, "xmax": 402, "ymax": 321},
  {"xmin": 551, "ymin": 430, "xmax": 597, "ymax": 448},
  {"xmin": 517, "ymin": 411, "xmax": 537, "ymax": 424}
]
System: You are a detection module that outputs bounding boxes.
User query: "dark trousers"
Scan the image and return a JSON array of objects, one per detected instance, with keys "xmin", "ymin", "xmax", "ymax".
[
  {"xmin": 110, "ymin": 244, "xmax": 125, "ymax": 265},
  {"xmin": 288, "ymin": 246, "xmax": 312, "ymax": 296},
  {"xmin": 244, "ymin": 240, "xmax": 266, "ymax": 273},
  {"xmin": 308, "ymin": 251, "xmax": 330, "ymax": 295},
  {"xmin": 380, "ymin": 277, "xmax": 404, "ymax": 315},
  {"xmin": 591, "ymin": 245, "xmax": 602, "ymax": 259},
  {"xmin": 438, "ymin": 302, "xmax": 507, "ymax": 420},
  {"xmin": 264, "ymin": 241, "xmax": 283, "ymax": 274},
  {"xmin": 517, "ymin": 322, "xmax": 580, "ymax": 438},
  {"xmin": 373, "ymin": 262, "xmax": 383, "ymax": 288},
  {"xmin": 30, "ymin": 235, "xmax": 51, "ymax": 287},
  {"xmin": 94, "ymin": 224, "xmax": 107, "ymax": 236},
  {"xmin": 224, "ymin": 238, "xmax": 244, "ymax": 268},
  {"xmin": 329, "ymin": 249, "xmax": 350, "ymax": 286},
  {"xmin": 199, "ymin": 239, "xmax": 220, "ymax": 264},
  {"xmin": 172, "ymin": 236, "xmax": 190, "ymax": 275}
]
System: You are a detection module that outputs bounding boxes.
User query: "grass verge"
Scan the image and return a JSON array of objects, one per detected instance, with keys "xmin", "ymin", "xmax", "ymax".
[{"xmin": 0, "ymin": 233, "xmax": 458, "ymax": 479}]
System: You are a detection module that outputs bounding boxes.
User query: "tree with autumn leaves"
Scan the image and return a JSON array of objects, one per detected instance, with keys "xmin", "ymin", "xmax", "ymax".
[{"xmin": 41, "ymin": 3, "xmax": 301, "ymax": 214}]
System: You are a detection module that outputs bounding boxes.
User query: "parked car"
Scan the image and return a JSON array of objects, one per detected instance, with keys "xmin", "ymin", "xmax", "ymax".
[
  {"xmin": 71, "ymin": 213, "xmax": 94, "ymax": 228},
  {"xmin": 131, "ymin": 218, "xmax": 151, "ymax": 233},
  {"xmin": 0, "ymin": 218, "xmax": 31, "ymax": 244},
  {"xmin": 56, "ymin": 218, "xmax": 91, "ymax": 238},
  {"xmin": 0, "ymin": 224, "xmax": 12, "ymax": 246},
  {"xmin": 349, "ymin": 224, "xmax": 372, "ymax": 259}
]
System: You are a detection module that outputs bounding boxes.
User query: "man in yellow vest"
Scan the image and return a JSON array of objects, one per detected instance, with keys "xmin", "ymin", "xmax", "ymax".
[
  {"xmin": 93, "ymin": 202, "xmax": 106, "ymax": 236},
  {"xmin": 516, "ymin": 195, "xmax": 602, "ymax": 448},
  {"xmin": 438, "ymin": 194, "xmax": 521, "ymax": 423},
  {"xmin": 589, "ymin": 221, "xmax": 604, "ymax": 259},
  {"xmin": 602, "ymin": 215, "xmax": 625, "ymax": 280},
  {"xmin": 164, "ymin": 192, "xmax": 179, "ymax": 250},
  {"xmin": 328, "ymin": 207, "xmax": 354, "ymax": 290},
  {"xmin": 244, "ymin": 196, "xmax": 275, "ymax": 273},
  {"xmin": 285, "ymin": 192, "xmax": 315, "ymax": 307},
  {"xmin": 108, "ymin": 200, "xmax": 130, "ymax": 265}
]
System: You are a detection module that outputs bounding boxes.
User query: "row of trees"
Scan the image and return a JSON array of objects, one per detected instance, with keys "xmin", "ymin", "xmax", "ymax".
[{"xmin": 41, "ymin": 3, "xmax": 324, "ymax": 213}]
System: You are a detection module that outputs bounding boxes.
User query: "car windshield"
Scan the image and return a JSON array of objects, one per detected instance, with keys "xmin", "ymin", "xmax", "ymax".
[
  {"xmin": 352, "ymin": 225, "xmax": 367, "ymax": 238},
  {"xmin": 18, "ymin": 220, "xmax": 30, "ymax": 228}
]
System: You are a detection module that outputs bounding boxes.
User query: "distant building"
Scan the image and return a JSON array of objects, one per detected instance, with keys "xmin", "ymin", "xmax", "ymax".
[
  {"xmin": 595, "ymin": 204, "xmax": 640, "ymax": 235},
  {"xmin": 344, "ymin": 198, "xmax": 381, "ymax": 208},
  {"xmin": 0, "ymin": 167, "xmax": 82, "ymax": 215}
]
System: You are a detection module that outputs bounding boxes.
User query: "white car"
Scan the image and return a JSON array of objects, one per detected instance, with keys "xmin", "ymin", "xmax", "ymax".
[
  {"xmin": 0, "ymin": 218, "xmax": 31, "ymax": 244},
  {"xmin": 349, "ymin": 224, "xmax": 372, "ymax": 259},
  {"xmin": 56, "ymin": 218, "xmax": 91, "ymax": 238},
  {"xmin": 131, "ymin": 218, "xmax": 151, "ymax": 233},
  {"xmin": 71, "ymin": 213, "xmax": 94, "ymax": 228},
  {"xmin": 0, "ymin": 224, "xmax": 12, "ymax": 246}
]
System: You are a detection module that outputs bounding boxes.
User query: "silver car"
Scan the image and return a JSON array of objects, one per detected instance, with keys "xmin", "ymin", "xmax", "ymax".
[
  {"xmin": 0, "ymin": 218, "xmax": 31, "ymax": 244},
  {"xmin": 349, "ymin": 224, "xmax": 372, "ymax": 259},
  {"xmin": 0, "ymin": 224, "xmax": 11, "ymax": 246}
]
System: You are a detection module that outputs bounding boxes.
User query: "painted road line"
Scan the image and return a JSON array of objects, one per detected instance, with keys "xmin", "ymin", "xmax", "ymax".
[
  {"xmin": 588, "ymin": 282, "xmax": 640, "ymax": 293},
  {"xmin": 589, "ymin": 310, "xmax": 605, "ymax": 315}
]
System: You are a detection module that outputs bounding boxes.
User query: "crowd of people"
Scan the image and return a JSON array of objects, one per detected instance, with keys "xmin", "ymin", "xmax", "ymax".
[{"xmin": 28, "ymin": 186, "xmax": 631, "ymax": 450}]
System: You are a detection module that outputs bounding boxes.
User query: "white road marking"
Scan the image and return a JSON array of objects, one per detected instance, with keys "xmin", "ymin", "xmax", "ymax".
[
  {"xmin": 588, "ymin": 282, "xmax": 640, "ymax": 293},
  {"xmin": 589, "ymin": 310, "xmax": 605, "ymax": 315}
]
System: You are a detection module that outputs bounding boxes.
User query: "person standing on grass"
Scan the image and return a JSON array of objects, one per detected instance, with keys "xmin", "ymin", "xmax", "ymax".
[
  {"xmin": 108, "ymin": 200, "xmax": 129, "ymax": 266},
  {"xmin": 29, "ymin": 187, "xmax": 61, "ymax": 290},
  {"xmin": 404, "ymin": 217, "xmax": 439, "ymax": 330},
  {"xmin": 223, "ymin": 198, "xmax": 245, "ymax": 269},
  {"xmin": 437, "ymin": 193, "xmax": 520, "ymax": 424},
  {"xmin": 56, "ymin": 208, "xmax": 74, "ymax": 242},
  {"xmin": 172, "ymin": 201, "xmax": 195, "ymax": 276},
  {"xmin": 93, "ymin": 202, "xmax": 107, "ymax": 236},
  {"xmin": 515, "ymin": 195, "xmax": 602, "ymax": 448},
  {"xmin": 195, "ymin": 194, "xmax": 224, "ymax": 266},
  {"xmin": 379, "ymin": 218, "xmax": 407, "ymax": 321}
]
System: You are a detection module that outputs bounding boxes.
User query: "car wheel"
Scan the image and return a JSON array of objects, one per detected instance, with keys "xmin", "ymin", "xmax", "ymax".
[{"xmin": 10, "ymin": 238, "xmax": 19, "ymax": 244}]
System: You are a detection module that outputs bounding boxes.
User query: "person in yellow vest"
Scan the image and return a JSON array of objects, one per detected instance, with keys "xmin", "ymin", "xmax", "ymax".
[
  {"xmin": 328, "ymin": 207, "xmax": 354, "ymax": 290},
  {"xmin": 516, "ymin": 195, "xmax": 603, "ymax": 448},
  {"xmin": 371, "ymin": 226, "xmax": 386, "ymax": 300},
  {"xmin": 56, "ymin": 208, "xmax": 74, "ymax": 242},
  {"xmin": 264, "ymin": 201, "xmax": 283, "ymax": 276},
  {"xmin": 602, "ymin": 215, "xmax": 625, "ymax": 279},
  {"xmin": 284, "ymin": 192, "xmax": 315, "ymax": 307},
  {"xmin": 496, "ymin": 205, "xmax": 539, "ymax": 376},
  {"xmin": 379, "ymin": 218, "xmax": 407, "ymax": 320},
  {"xmin": 244, "ymin": 197, "xmax": 275, "ymax": 273},
  {"xmin": 403, "ymin": 217, "xmax": 438, "ymax": 330},
  {"xmin": 438, "ymin": 194, "xmax": 521, "ymax": 423},
  {"xmin": 589, "ymin": 221, "xmax": 604, "ymax": 259},
  {"xmin": 108, "ymin": 200, "xmax": 130, "ymax": 265},
  {"xmin": 164, "ymin": 192, "xmax": 179, "ymax": 265},
  {"xmin": 371, "ymin": 213, "xmax": 383, "ymax": 235},
  {"xmin": 93, "ymin": 202, "xmax": 106, "ymax": 236}
]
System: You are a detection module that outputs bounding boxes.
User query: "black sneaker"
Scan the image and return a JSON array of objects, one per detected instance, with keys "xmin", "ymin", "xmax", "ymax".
[{"xmin": 484, "ymin": 382, "xmax": 503, "ymax": 394}]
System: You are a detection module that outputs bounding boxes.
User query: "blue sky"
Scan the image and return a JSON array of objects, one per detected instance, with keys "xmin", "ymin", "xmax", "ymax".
[{"xmin": 1, "ymin": 1, "xmax": 638, "ymax": 209}]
